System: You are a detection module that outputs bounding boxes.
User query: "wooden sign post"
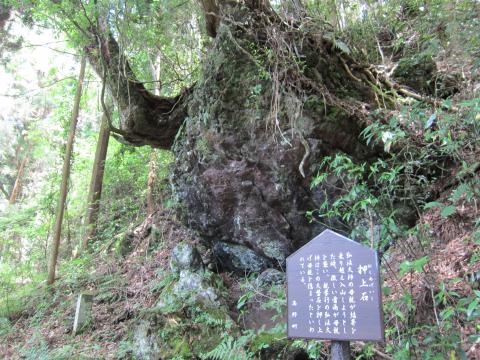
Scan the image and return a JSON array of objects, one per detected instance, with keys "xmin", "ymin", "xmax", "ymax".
[{"xmin": 287, "ymin": 230, "xmax": 384, "ymax": 359}]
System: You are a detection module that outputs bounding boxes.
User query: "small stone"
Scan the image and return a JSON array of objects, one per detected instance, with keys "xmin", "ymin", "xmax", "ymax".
[
  {"xmin": 256, "ymin": 268, "xmax": 285, "ymax": 287},
  {"xmin": 133, "ymin": 320, "xmax": 160, "ymax": 360},
  {"xmin": 73, "ymin": 293, "xmax": 93, "ymax": 335},
  {"xmin": 173, "ymin": 270, "xmax": 219, "ymax": 305},
  {"xmin": 170, "ymin": 242, "xmax": 203, "ymax": 273}
]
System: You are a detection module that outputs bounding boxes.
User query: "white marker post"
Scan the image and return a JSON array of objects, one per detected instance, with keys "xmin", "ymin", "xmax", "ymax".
[
  {"xmin": 331, "ymin": 340, "xmax": 351, "ymax": 359},
  {"xmin": 73, "ymin": 293, "xmax": 93, "ymax": 335}
]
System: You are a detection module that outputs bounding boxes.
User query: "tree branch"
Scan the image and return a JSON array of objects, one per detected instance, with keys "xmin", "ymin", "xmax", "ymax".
[{"xmin": 84, "ymin": 10, "xmax": 190, "ymax": 148}]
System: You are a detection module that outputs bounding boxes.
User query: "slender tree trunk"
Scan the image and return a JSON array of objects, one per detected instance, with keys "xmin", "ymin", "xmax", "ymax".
[
  {"xmin": 148, "ymin": 52, "xmax": 162, "ymax": 96},
  {"xmin": 65, "ymin": 205, "xmax": 72, "ymax": 257},
  {"xmin": 82, "ymin": 109, "xmax": 110, "ymax": 250},
  {"xmin": 47, "ymin": 55, "xmax": 87, "ymax": 285},
  {"xmin": 199, "ymin": 0, "xmax": 220, "ymax": 37},
  {"xmin": 9, "ymin": 155, "xmax": 28, "ymax": 204},
  {"xmin": 147, "ymin": 149, "xmax": 157, "ymax": 216}
]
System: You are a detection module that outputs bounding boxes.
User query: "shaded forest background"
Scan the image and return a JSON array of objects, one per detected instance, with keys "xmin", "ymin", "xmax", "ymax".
[{"xmin": 0, "ymin": 0, "xmax": 479, "ymax": 359}]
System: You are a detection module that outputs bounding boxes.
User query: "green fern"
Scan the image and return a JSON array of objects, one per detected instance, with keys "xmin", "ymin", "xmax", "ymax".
[
  {"xmin": 333, "ymin": 39, "xmax": 351, "ymax": 55},
  {"xmin": 323, "ymin": 33, "xmax": 351, "ymax": 55},
  {"xmin": 193, "ymin": 311, "xmax": 230, "ymax": 327},
  {"xmin": 200, "ymin": 335, "xmax": 254, "ymax": 360}
]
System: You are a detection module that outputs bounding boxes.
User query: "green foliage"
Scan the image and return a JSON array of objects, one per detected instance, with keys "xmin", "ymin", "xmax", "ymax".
[
  {"xmin": 399, "ymin": 256, "xmax": 429, "ymax": 276},
  {"xmin": 19, "ymin": 330, "xmax": 50, "ymax": 360},
  {"xmin": 6, "ymin": 0, "xmax": 202, "ymax": 96},
  {"xmin": 310, "ymin": 58, "xmax": 479, "ymax": 359},
  {"xmin": 309, "ymin": 152, "xmax": 405, "ymax": 250},
  {"xmin": 237, "ymin": 290, "xmax": 254, "ymax": 311},
  {"xmin": 311, "ymin": 0, "xmax": 480, "ymax": 66},
  {"xmin": 0, "ymin": 12, "xmax": 176, "ymax": 328},
  {"xmin": 310, "ymin": 93, "xmax": 480, "ymax": 250},
  {"xmin": 200, "ymin": 333, "xmax": 255, "ymax": 360},
  {"xmin": 291, "ymin": 340, "xmax": 324, "ymax": 359},
  {"xmin": 50, "ymin": 344, "xmax": 75, "ymax": 359},
  {"xmin": 115, "ymin": 340, "xmax": 135, "ymax": 359},
  {"xmin": 149, "ymin": 270, "xmax": 178, "ymax": 294}
]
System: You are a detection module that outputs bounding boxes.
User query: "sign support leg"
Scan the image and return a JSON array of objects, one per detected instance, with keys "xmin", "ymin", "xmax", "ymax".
[{"xmin": 331, "ymin": 341, "xmax": 350, "ymax": 360}]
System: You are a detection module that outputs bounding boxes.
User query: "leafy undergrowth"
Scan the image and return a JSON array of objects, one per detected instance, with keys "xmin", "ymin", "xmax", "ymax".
[
  {"xmin": 383, "ymin": 203, "xmax": 480, "ymax": 358},
  {"xmin": 1, "ymin": 202, "xmax": 478, "ymax": 359},
  {"xmin": 0, "ymin": 207, "xmax": 312, "ymax": 359},
  {"xmin": 0, "ymin": 200, "xmax": 479, "ymax": 359}
]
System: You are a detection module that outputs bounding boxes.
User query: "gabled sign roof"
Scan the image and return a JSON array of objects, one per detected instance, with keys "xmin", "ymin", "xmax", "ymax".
[{"xmin": 288, "ymin": 229, "xmax": 371, "ymax": 259}]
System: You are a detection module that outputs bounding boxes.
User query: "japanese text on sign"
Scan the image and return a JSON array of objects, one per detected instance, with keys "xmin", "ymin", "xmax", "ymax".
[{"xmin": 287, "ymin": 230, "xmax": 384, "ymax": 341}]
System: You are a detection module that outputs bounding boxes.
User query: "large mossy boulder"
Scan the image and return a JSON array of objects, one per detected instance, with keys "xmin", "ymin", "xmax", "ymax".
[
  {"xmin": 171, "ymin": 19, "xmax": 376, "ymax": 274},
  {"xmin": 133, "ymin": 291, "xmax": 235, "ymax": 359},
  {"xmin": 172, "ymin": 270, "xmax": 219, "ymax": 306}
]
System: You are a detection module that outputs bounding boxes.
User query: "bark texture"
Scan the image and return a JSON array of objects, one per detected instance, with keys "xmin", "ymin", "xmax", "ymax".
[
  {"xmin": 86, "ymin": 34, "xmax": 190, "ymax": 148},
  {"xmin": 9, "ymin": 155, "xmax": 28, "ymax": 205},
  {"xmin": 199, "ymin": 0, "xmax": 220, "ymax": 38},
  {"xmin": 83, "ymin": 110, "xmax": 110, "ymax": 250}
]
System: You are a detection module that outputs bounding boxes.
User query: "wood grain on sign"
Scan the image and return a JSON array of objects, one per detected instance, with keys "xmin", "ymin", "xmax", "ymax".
[{"xmin": 287, "ymin": 230, "xmax": 384, "ymax": 341}]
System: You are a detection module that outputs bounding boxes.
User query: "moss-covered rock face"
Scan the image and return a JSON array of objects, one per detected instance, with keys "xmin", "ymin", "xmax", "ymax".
[
  {"xmin": 171, "ymin": 17, "xmax": 377, "ymax": 273},
  {"xmin": 133, "ymin": 266, "xmax": 235, "ymax": 359},
  {"xmin": 133, "ymin": 320, "xmax": 161, "ymax": 360},
  {"xmin": 213, "ymin": 242, "xmax": 271, "ymax": 274}
]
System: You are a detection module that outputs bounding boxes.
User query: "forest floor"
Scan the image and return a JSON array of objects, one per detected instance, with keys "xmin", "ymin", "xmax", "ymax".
[
  {"xmin": 383, "ymin": 203, "xmax": 480, "ymax": 358},
  {"xmin": 0, "ymin": 209, "xmax": 191, "ymax": 359}
]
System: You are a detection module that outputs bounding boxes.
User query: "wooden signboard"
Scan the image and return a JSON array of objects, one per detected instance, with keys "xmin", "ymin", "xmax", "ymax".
[{"xmin": 287, "ymin": 229, "xmax": 384, "ymax": 342}]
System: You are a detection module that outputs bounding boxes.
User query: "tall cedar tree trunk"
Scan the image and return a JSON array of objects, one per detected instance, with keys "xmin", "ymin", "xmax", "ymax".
[
  {"xmin": 82, "ymin": 109, "xmax": 110, "ymax": 250},
  {"xmin": 8, "ymin": 155, "xmax": 28, "ymax": 204},
  {"xmin": 47, "ymin": 55, "xmax": 86, "ymax": 285}
]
